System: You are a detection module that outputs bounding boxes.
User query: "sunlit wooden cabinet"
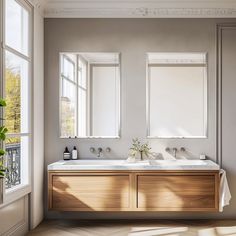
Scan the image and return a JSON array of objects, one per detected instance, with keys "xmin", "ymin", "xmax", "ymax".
[{"xmin": 48, "ymin": 171, "xmax": 219, "ymax": 212}]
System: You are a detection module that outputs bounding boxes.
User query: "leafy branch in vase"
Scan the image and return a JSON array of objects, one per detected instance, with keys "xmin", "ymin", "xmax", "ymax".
[{"xmin": 129, "ymin": 138, "xmax": 152, "ymax": 161}]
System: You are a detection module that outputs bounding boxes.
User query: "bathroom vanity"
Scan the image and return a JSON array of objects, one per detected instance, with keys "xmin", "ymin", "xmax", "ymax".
[{"xmin": 48, "ymin": 160, "xmax": 220, "ymax": 212}]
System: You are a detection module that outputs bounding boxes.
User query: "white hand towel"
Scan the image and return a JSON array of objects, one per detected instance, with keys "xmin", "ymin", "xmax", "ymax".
[{"xmin": 219, "ymin": 169, "xmax": 231, "ymax": 212}]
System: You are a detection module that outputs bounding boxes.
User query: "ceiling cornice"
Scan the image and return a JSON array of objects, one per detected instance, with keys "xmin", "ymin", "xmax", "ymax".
[
  {"xmin": 42, "ymin": 0, "xmax": 236, "ymax": 18},
  {"xmin": 44, "ymin": 7, "xmax": 236, "ymax": 18},
  {"xmin": 29, "ymin": 0, "xmax": 47, "ymax": 15}
]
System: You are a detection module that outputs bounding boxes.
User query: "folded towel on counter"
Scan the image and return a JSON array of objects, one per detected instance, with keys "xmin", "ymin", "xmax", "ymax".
[{"xmin": 219, "ymin": 169, "xmax": 231, "ymax": 212}]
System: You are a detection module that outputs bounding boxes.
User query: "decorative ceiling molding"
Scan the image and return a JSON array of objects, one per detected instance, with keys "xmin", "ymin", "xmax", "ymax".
[
  {"xmin": 42, "ymin": 0, "xmax": 236, "ymax": 18},
  {"xmin": 133, "ymin": 7, "xmax": 236, "ymax": 17},
  {"xmin": 29, "ymin": 0, "xmax": 47, "ymax": 15},
  {"xmin": 44, "ymin": 7, "xmax": 236, "ymax": 18}
]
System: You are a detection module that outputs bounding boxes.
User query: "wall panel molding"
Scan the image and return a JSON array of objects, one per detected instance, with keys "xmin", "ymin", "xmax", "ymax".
[
  {"xmin": 0, "ymin": 196, "xmax": 29, "ymax": 236},
  {"xmin": 216, "ymin": 23, "xmax": 236, "ymax": 167}
]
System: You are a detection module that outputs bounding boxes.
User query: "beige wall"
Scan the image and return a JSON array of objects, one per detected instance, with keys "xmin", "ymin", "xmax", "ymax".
[{"xmin": 44, "ymin": 18, "xmax": 236, "ymax": 219}]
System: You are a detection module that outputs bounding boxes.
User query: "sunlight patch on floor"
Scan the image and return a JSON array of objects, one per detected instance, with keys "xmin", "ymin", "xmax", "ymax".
[
  {"xmin": 198, "ymin": 228, "xmax": 217, "ymax": 236},
  {"xmin": 198, "ymin": 226, "xmax": 236, "ymax": 236},
  {"xmin": 129, "ymin": 226, "xmax": 188, "ymax": 236},
  {"xmin": 216, "ymin": 226, "xmax": 236, "ymax": 235}
]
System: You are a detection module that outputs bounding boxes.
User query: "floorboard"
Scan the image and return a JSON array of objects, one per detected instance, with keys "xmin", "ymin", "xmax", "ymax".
[{"xmin": 28, "ymin": 220, "xmax": 236, "ymax": 236}]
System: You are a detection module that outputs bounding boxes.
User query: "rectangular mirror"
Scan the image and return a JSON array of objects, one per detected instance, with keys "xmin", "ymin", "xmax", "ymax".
[
  {"xmin": 147, "ymin": 52, "xmax": 207, "ymax": 138},
  {"xmin": 60, "ymin": 52, "xmax": 120, "ymax": 138}
]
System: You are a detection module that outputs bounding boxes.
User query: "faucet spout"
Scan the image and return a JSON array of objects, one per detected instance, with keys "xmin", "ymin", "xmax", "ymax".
[
  {"xmin": 173, "ymin": 148, "xmax": 177, "ymax": 158},
  {"xmin": 97, "ymin": 147, "xmax": 103, "ymax": 157}
]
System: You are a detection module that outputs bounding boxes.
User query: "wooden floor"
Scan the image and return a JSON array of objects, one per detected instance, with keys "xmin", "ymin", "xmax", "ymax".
[{"xmin": 28, "ymin": 220, "xmax": 236, "ymax": 236}]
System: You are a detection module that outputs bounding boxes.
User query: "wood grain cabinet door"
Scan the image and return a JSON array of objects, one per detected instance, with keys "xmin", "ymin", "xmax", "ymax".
[
  {"xmin": 137, "ymin": 174, "xmax": 218, "ymax": 211},
  {"xmin": 51, "ymin": 174, "xmax": 131, "ymax": 211}
]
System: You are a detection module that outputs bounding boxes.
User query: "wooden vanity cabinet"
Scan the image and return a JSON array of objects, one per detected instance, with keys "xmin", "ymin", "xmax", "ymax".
[
  {"xmin": 48, "ymin": 173, "xmax": 132, "ymax": 211},
  {"xmin": 48, "ymin": 171, "xmax": 219, "ymax": 212}
]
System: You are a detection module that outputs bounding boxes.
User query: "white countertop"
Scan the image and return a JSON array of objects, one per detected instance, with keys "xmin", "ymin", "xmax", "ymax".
[{"xmin": 48, "ymin": 159, "xmax": 220, "ymax": 171}]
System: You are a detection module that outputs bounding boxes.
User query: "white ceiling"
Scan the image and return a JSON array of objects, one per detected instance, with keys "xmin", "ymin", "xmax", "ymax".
[{"xmin": 32, "ymin": 0, "xmax": 236, "ymax": 18}]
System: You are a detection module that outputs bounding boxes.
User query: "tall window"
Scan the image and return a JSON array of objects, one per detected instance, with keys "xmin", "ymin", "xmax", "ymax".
[{"xmin": 2, "ymin": 0, "xmax": 32, "ymax": 189}]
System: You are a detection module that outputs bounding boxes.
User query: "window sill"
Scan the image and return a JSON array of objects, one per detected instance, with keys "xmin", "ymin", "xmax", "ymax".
[{"xmin": 0, "ymin": 184, "xmax": 31, "ymax": 209}]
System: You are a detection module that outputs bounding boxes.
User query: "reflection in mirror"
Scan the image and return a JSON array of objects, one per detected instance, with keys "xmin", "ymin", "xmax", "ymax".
[
  {"xmin": 60, "ymin": 53, "xmax": 120, "ymax": 138},
  {"xmin": 147, "ymin": 53, "xmax": 207, "ymax": 138}
]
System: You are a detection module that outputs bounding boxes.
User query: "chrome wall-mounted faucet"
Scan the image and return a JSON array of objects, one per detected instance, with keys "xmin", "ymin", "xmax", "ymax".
[
  {"xmin": 165, "ymin": 147, "xmax": 178, "ymax": 158},
  {"xmin": 173, "ymin": 148, "xmax": 177, "ymax": 158},
  {"xmin": 90, "ymin": 147, "xmax": 111, "ymax": 157},
  {"xmin": 97, "ymin": 147, "xmax": 103, "ymax": 157}
]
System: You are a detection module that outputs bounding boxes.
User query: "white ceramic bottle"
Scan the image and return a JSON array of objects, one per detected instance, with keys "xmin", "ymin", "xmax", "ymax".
[{"xmin": 72, "ymin": 146, "xmax": 78, "ymax": 160}]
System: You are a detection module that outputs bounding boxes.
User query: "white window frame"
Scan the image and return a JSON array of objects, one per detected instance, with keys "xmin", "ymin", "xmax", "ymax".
[
  {"xmin": 60, "ymin": 54, "xmax": 89, "ymax": 138},
  {"xmin": 0, "ymin": 0, "xmax": 33, "ymax": 206},
  {"xmin": 60, "ymin": 54, "xmax": 77, "ymax": 137},
  {"xmin": 77, "ymin": 55, "xmax": 88, "ymax": 137}
]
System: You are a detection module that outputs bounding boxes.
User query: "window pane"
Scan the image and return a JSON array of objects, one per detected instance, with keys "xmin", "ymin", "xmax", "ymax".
[
  {"xmin": 5, "ymin": 51, "xmax": 29, "ymax": 134},
  {"xmin": 60, "ymin": 79, "xmax": 76, "ymax": 137},
  {"xmin": 78, "ymin": 88, "xmax": 87, "ymax": 136},
  {"xmin": 62, "ymin": 57, "xmax": 75, "ymax": 81},
  {"xmin": 5, "ymin": 136, "xmax": 29, "ymax": 189},
  {"xmin": 5, "ymin": 0, "xmax": 29, "ymax": 56},
  {"xmin": 78, "ymin": 58, "xmax": 87, "ymax": 88}
]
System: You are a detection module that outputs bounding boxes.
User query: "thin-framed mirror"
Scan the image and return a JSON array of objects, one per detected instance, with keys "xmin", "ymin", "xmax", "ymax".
[
  {"xmin": 146, "ymin": 52, "xmax": 208, "ymax": 138},
  {"xmin": 59, "ymin": 52, "xmax": 121, "ymax": 138}
]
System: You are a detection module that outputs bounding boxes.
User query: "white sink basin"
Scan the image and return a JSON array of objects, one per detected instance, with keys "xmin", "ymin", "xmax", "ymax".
[
  {"xmin": 62, "ymin": 159, "xmax": 150, "ymax": 166},
  {"xmin": 150, "ymin": 159, "xmax": 208, "ymax": 166},
  {"xmin": 48, "ymin": 159, "xmax": 219, "ymax": 171}
]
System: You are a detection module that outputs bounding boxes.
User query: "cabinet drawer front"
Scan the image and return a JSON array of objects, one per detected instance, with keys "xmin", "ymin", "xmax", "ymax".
[
  {"xmin": 52, "ymin": 175, "xmax": 130, "ymax": 210},
  {"xmin": 137, "ymin": 175, "xmax": 216, "ymax": 210}
]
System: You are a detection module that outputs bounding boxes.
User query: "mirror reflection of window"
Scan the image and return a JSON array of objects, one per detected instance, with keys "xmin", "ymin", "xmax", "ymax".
[
  {"xmin": 60, "ymin": 55, "xmax": 76, "ymax": 137},
  {"xmin": 147, "ymin": 53, "xmax": 207, "ymax": 138},
  {"xmin": 78, "ymin": 56, "xmax": 88, "ymax": 137},
  {"xmin": 60, "ymin": 53, "xmax": 120, "ymax": 138}
]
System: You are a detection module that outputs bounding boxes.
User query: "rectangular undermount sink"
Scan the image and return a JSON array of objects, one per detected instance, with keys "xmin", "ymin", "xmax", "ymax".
[
  {"xmin": 62, "ymin": 160, "xmax": 149, "ymax": 166},
  {"xmin": 48, "ymin": 159, "xmax": 219, "ymax": 171}
]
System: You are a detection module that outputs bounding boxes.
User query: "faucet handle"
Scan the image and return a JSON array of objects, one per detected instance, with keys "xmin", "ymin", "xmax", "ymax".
[
  {"xmin": 97, "ymin": 147, "xmax": 103, "ymax": 158},
  {"xmin": 165, "ymin": 147, "xmax": 171, "ymax": 152}
]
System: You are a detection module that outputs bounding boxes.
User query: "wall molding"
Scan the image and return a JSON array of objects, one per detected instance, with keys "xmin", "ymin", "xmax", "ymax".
[
  {"xmin": 29, "ymin": 0, "xmax": 47, "ymax": 16},
  {"xmin": 27, "ymin": 0, "xmax": 236, "ymax": 18},
  {"xmin": 216, "ymin": 23, "xmax": 236, "ymax": 167},
  {"xmin": 44, "ymin": 7, "xmax": 236, "ymax": 18}
]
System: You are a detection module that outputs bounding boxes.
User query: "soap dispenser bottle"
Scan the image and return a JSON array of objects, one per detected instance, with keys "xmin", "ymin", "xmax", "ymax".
[
  {"xmin": 72, "ymin": 146, "xmax": 78, "ymax": 160},
  {"xmin": 63, "ymin": 147, "xmax": 71, "ymax": 160}
]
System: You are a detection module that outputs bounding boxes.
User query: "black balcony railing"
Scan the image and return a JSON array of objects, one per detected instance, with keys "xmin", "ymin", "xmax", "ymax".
[{"xmin": 5, "ymin": 143, "xmax": 21, "ymax": 189}]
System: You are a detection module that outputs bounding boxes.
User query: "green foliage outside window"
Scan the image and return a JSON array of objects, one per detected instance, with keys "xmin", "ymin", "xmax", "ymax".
[
  {"xmin": 5, "ymin": 69, "xmax": 21, "ymax": 134},
  {"xmin": 0, "ymin": 68, "xmax": 20, "ymax": 177},
  {"xmin": 0, "ymin": 99, "xmax": 7, "ymax": 177}
]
